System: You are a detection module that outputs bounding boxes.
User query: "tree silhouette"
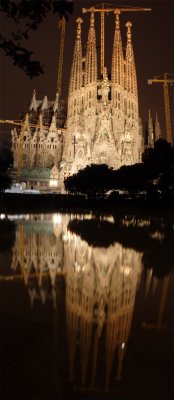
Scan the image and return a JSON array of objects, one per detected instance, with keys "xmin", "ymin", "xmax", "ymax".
[
  {"xmin": 0, "ymin": 0, "xmax": 74, "ymax": 78},
  {"xmin": 0, "ymin": 140, "xmax": 13, "ymax": 192},
  {"xmin": 65, "ymin": 164, "xmax": 113, "ymax": 195}
]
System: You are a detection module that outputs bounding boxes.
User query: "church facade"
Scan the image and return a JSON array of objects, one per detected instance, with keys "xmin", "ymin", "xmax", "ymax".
[{"xmin": 11, "ymin": 10, "xmax": 145, "ymax": 191}]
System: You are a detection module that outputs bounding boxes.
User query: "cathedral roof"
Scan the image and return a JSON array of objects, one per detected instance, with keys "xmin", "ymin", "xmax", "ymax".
[{"xmin": 21, "ymin": 167, "xmax": 51, "ymax": 179}]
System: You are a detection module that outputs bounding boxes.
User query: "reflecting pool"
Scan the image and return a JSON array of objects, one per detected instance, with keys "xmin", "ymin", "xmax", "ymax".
[{"xmin": 0, "ymin": 211, "xmax": 173, "ymax": 399}]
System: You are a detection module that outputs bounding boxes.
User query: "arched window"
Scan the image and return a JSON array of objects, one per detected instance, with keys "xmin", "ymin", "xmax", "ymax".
[{"xmin": 46, "ymin": 153, "xmax": 54, "ymax": 167}]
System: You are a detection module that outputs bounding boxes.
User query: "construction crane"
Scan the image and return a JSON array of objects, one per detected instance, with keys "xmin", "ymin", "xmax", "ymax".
[
  {"xmin": 148, "ymin": 73, "xmax": 174, "ymax": 144},
  {"xmin": 57, "ymin": 16, "xmax": 66, "ymax": 97},
  {"xmin": 82, "ymin": 3, "xmax": 151, "ymax": 75}
]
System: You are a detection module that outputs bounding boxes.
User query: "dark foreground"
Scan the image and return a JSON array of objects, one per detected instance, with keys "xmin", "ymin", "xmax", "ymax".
[{"xmin": 1, "ymin": 192, "xmax": 174, "ymax": 214}]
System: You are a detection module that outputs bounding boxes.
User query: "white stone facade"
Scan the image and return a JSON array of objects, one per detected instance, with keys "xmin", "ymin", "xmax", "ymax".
[{"xmin": 11, "ymin": 11, "xmax": 144, "ymax": 189}]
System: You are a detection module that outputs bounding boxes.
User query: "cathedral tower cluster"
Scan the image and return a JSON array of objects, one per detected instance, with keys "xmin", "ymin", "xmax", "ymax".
[
  {"xmin": 62, "ymin": 11, "xmax": 143, "ymax": 180},
  {"xmin": 11, "ymin": 8, "xmax": 156, "ymax": 190}
]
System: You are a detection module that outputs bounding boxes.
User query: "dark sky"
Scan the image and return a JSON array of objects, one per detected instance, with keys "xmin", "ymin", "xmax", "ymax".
[{"xmin": 0, "ymin": 0, "xmax": 174, "ymax": 139}]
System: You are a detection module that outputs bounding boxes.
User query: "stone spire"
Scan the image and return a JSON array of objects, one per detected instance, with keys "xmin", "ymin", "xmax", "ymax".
[
  {"xmin": 69, "ymin": 17, "xmax": 83, "ymax": 94},
  {"xmin": 50, "ymin": 114, "xmax": 57, "ymax": 131},
  {"xmin": 147, "ymin": 109, "xmax": 154, "ymax": 147},
  {"xmin": 53, "ymin": 91, "xmax": 59, "ymax": 113},
  {"xmin": 41, "ymin": 95, "xmax": 48, "ymax": 111},
  {"xmin": 155, "ymin": 113, "xmax": 162, "ymax": 141},
  {"xmin": 29, "ymin": 89, "xmax": 37, "ymax": 112},
  {"xmin": 111, "ymin": 11, "xmax": 124, "ymax": 86},
  {"xmin": 84, "ymin": 10, "xmax": 98, "ymax": 85},
  {"xmin": 124, "ymin": 22, "xmax": 137, "ymax": 97}
]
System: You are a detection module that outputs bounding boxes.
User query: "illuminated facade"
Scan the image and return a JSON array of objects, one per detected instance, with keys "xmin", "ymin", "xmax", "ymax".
[
  {"xmin": 11, "ymin": 9, "xmax": 145, "ymax": 190},
  {"xmin": 11, "ymin": 213, "xmax": 142, "ymax": 386}
]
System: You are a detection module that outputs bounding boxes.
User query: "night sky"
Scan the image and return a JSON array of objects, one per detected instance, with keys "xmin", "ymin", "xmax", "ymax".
[{"xmin": 0, "ymin": 0, "xmax": 174, "ymax": 139}]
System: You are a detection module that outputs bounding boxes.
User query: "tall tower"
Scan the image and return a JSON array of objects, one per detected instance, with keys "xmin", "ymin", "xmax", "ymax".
[
  {"xmin": 64, "ymin": 18, "xmax": 83, "ymax": 169},
  {"xmin": 155, "ymin": 113, "xmax": 162, "ymax": 141},
  {"xmin": 60, "ymin": 11, "xmax": 143, "ymax": 181},
  {"xmin": 147, "ymin": 109, "xmax": 154, "ymax": 147},
  {"xmin": 120, "ymin": 21, "xmax": 141, "ymax": 165}
]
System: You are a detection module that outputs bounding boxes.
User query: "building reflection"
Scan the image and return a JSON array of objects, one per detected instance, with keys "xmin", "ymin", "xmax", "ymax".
[{"xmin": 10, "ymin": 213, "xmax": 143, "ymax": 388}]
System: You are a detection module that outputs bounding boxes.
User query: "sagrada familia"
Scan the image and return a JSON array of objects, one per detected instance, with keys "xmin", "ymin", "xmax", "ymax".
[{"xmin": 11, "ymin": 8, "xmax": 161, "ymax": 191}]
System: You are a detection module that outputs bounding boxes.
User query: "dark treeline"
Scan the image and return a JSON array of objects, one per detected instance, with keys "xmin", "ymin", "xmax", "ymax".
[
  {"xmin": 0, "ymin": 140, "xmax": 13, "ymax": 192},
  {"xmin": 65, "ymin": 139, "xmax": 174, "ymax": 200}
]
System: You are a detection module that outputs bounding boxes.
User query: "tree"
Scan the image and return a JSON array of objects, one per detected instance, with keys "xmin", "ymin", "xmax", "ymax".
[
  {"xmin": 142, "ymin": 139, "xmax": 174, "ymax": 174},
  {"xmin": 111, "ymin": 163, "xmax": 154, "ymax": 195},
  {"xmin": 0, "ymin": 140, "xmax": 13, "ymax": 192},
  {"xmin": 65, "ymin": 164, "xmax": 113, "ymax": 195},
  {"xmin": 0, "ymin": 0, "xmax": 74, "ymax": 78},
  {"xmin": 0, "ymin": 174, "xmax": 12, "ymax": 192},
  {"xmin": 65, "ymin": 140, "xmax": 174, "ymax": 198},
  {"xmin": 0, "ymin": 140, "xmax": 13, "ymax": 172},
  {"xmin": 142, "ymin": 139, "xmax": 174, "ymax": 198}
]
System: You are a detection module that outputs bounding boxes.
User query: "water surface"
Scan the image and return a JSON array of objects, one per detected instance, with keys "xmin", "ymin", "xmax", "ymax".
[{"xmin": 0, "ymin": 210, "xmax": 173, "ymax": 399}]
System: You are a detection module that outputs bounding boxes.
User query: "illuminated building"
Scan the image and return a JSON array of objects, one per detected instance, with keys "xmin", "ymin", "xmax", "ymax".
[{"xmin": 11, "ymin": 9, "xmax": 146, "ymax": 190}]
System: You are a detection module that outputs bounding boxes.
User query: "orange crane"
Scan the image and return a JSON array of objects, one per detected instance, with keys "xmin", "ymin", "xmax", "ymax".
[
  {"xmin": 82, "ymin": 3, "xmax": 151, "ymax": 75},
  {"xmin": 148, "ymin": 73, "xmax": 174, "ymax": 144},
  {"xmin": 57, "ymin": 16, "xmax": 66, "ymax": 97}
]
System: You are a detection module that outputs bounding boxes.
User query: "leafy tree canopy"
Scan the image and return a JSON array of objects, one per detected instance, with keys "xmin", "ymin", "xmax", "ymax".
[
  {"xmin": 0, "ymin": 174, "xmax": 12, "ymax": 193},
  {"xmin": 0, "ymin": 141, "xmax": 13, "ymax": 173},
  {"xmin": 65, "ymin": 164, "xmax": 113, "ymax": 195},
  {"xmin": 0, "ymin": 140, "xmax": 13, "ymax": 192},
  {"xmin": 142, "ymin": 139, "xmax": 174, "ymax": 173},
  {"xmin": 0, "ymin": 0, "xmax": 74, "ymax": 77},
  {"xmin": 64, "ymin": 140, "xmax": 174, "ymax": 197}
]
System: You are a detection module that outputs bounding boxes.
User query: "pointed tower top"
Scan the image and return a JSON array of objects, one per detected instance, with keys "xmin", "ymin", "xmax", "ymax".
[
  {"xmin": 148, "ymin": 109, "xmax": 154, "ymax": 147},
  {"xmin": 24, "ymin": 113, "xmax": 29, "ymax": 124},
  {"xmin": 69, "ymin": 15, "xmax": 83, "ymax": 94},
  {"xmin": 111, "ymin": 9, "xmax": 124, "ymax": 86},
  {"xmin": 114, "ymin": 9, "xmax": 121, "ymax": 29},
  {"xmin": 155, "ymin": 113, "xmax": 162, "ymax": 141},
  {"xmin": 90, "ymin": 8, "xmax": 95, "ymax": 27},
  {"xmin": 41, "ymin": 95, "xmax": 48, "ymax": 111},
  {"xmin": 76, "ymin": 17, "xmax": 83, "ymax": 38},
  {"xmin": 126, "ymin": 21, "xmax": 132, "ymax": 43},
  {"xmin": 84, "ymin": 7, "xmax": 97, "ymax": 85},
  {"xmin": 50, "ymin": 114, "xmax": 57, "ymax": 131},
  {"xmin": 124, "ymin": 20, "xmax": 137, "ymax": 97},
  {"xmin": 29, "ymin": 89, "xmax": 37, "ymax": 112},
  {"xmin": 53, "ymin": 91, "xmax": 59, "ymax": 113}
]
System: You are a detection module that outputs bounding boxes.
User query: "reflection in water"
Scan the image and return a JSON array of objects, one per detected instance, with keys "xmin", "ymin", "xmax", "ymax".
[
  {"xmin": 1, "ymin": 212, "xmax": 174, "ymax": 396},
  {"xmin": 10, "ymin": 213, "xmax": 142, "ymax": 387}
]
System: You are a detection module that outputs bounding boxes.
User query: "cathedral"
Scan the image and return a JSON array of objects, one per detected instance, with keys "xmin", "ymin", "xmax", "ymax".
[{"xmin": 11, "ymin": 8, "xmax": 160, "ymax": 191}]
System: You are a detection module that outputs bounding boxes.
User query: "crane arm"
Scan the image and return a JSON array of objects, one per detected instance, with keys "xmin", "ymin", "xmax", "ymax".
[
  {"xmin": 82, "ymin": 7, "xmax": 151, "ymax": 13},
  {"xmin": 0, "ymin": 119, "xmax": 47, "ymax": 130},
  {"xmin": 57, "ymin": 17, "xmax": 66, "ymax": 96},
  {"xmin": 148, "ymin": 79, "xmax": 174, "ymax": 84}
]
